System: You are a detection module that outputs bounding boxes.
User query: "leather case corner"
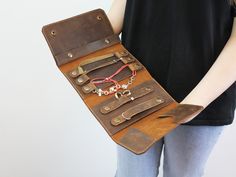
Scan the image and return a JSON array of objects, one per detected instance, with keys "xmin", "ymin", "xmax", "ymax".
[{"xmin": 42, "ymin": 9, "xmax": 120, "ymax": 66}]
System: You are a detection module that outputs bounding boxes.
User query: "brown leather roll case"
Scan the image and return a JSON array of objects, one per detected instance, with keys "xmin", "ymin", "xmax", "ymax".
[{"xmin": 42, "ymin": 9, "xmax": 204, "ymax": 154}]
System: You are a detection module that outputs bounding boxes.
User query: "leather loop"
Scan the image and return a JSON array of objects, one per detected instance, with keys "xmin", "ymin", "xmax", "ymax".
[
  {"xmin": 75, "ymin": 74, "xmax": 90, "ymax": 85},
  {"xmin": 82, "ymin": 82, "xmax": 97, "ymax": 93},
  {"xmin": 79, "ymin": 53, "xmax": 114, "ymax": 66},
  {"xmin": 114, "ymin": 51, "xmax": 129, "ymax": 58},
  {"xmin": 69, "ymin": 51, "xmax": 136, "ymax": 78},
  {"xmin": 128, "ymin": 62, "xmax": 143, "ymax": 72},
  {"xmin": 69, "ymin": 53, "xmax": 117, "ymax": 78},
  {"xmin": 111, "ymin": 97, "xmax": 164, "ymax": 126},
  {"xmin": 78, "ymin": 60, "xmax": 143, "ymax": 91},
  {"xmin": 100, "ymin": 85, "xmax": 154, "ymax": 114},
  {"xmin": 120, "ymin": 56, "xmax": 135, "ymax": 64}
]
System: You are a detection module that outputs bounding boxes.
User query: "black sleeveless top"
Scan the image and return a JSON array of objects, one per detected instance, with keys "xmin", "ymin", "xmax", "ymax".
[{"xmin": 121, "ymin": 0, "xmax": 236, "ymax": 125}]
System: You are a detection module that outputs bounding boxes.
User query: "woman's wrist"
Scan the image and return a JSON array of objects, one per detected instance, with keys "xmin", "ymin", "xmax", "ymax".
[{"xmin": 180, "ymin": 95, "xmax": 206, "ymax": 109}]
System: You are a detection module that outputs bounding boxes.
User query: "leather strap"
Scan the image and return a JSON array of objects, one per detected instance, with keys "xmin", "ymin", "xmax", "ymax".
[
  {"xmin": 100, "ymin": 85, "xmax": 154, "ymax": 114},
  {"xmin": 114, "ymin": 51, "xmax": 129, "ymax": 58},
  {"xmin": 111, "ymin": 97, "xmax": 164, "ymax": 126},
  {"xmin": 69, "ymin": 53, "xmax": 116, "ymax": 78},
  {"xmin": 79, "ymin": 53, "xmax": 114, "ymax": 66},
  {"xmin": 128, "ymin": 62, "xmax": 143, "ymax": 72},
  {"xmin": 69, "ymin": 51, "xmax": 135, "ymax": 78},
  {"xmin": 75, "ymin": 74, "xmax": 90, "ymax": 85},
  {"xmin": 74, "ymin": 56, "xmax": 120, "ymax": 85},
  {"xmin": 82, "ymin": 82, "xmax": 97, "ymax": 93},
  {"xmin": 79, "ymin": 61, "xmax": 143, "ymax": 92}
]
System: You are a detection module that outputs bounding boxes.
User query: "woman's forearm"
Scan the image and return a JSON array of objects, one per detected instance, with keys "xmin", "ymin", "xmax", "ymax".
[
  {"xmin": 181, "ymin": 19, "xmax": 236, "ymax": 108},
  {"xmin": 107, "ymin": 0, "xmax": 127, "ymax": 34}
]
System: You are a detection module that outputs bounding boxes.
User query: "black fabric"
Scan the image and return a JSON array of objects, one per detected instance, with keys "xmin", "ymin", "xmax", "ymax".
[{"xmin": 121, "ymin": 0, "xmax": 236, "ymax": 126}]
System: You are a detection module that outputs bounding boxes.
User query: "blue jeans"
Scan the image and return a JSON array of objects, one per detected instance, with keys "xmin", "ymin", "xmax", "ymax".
[{"xmin": 115, "ymin": 125, "xmax": 225, "ymax": 177}]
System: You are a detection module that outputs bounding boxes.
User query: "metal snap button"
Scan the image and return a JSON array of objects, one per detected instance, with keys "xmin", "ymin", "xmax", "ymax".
[
  {"xmin": 96, "ymin": 15, "xmax": 102, "ymax": 20},
  {"xmin": 83, "ymin": 86, "xmax": 90, "ymax": 91},
  {"xmin": 103, "ymin": 106, "xmax": 110, "ymax": 111},
  {"xmin": 105, "ymin": 39, "xmax": 110, "ymax": 44},
  {"xmin": 68, "ymin": 52, "xmax": 73, "ymax": 58},
  {"xmin": 156, "ymin": 99, "xmax": 163, "ymax": 103},
  {"xmin": 71, "ymin": 70, "xmax": 78, "ymax": 76},
  {"xmin": 77, "ymin": 77, "xmax": 84, "ymax": 83},
  {"xmin": 51, "ymin": 30, "xmax": 56, "ymax": 36},
  {"xmin": 114, "ymin": 118, "xmax": 121, "ymax": 124},
  {"xmin": 145, "ymin": 87, "xmax": 151, "ymax": 91}
]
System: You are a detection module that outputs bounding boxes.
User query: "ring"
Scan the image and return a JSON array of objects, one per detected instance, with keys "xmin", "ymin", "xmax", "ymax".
[
  {"xmin": 115, "ymin": 92, "xmax": 122, "ymax": 99},
  {"xmin": 122, "ymin": 112, "xmax": 131, "ymax": 120}
]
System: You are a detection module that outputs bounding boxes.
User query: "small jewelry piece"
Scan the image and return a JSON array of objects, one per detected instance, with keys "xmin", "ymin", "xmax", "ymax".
[
  {"xmin": 115, "ymin": 92, "xmax": 123, "ymax": 99},
  {"xmin": 122, "ymin": 90, "xmax": 131, "ymax": 96},
  {"xmin": 122, "ymin": 112, "xmax": 131, "ymax": 120},
  {"xmin": 91, "ymin": 64, "xmax": 136, "ymax": 96}
]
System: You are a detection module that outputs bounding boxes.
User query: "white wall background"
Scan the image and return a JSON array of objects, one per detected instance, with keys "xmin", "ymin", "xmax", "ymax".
[{"xmin": 0, "ymin": 0, "xmax": 235, "ymax": 177}]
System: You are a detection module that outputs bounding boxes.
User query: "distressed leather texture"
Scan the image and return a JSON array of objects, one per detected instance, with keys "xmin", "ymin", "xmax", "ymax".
[
  {"xmin": 100, "ymin": 84, "xmax": 155, "ymax": 114},
  {"xmin": 42, "ymin": 9, "xmax": 204, "ymax": 154},
  {"xmin": 92, "ymin": 79, "xmax": 174, "ymax": 135},
  {"xmin": 42, "ymin": 9, "xmax": 120, "ymax": 66}
]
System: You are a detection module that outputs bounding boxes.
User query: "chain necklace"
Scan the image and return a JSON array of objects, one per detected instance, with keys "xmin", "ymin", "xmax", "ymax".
[{"xmin": 91, "ymin": 64, "xmax": 136, "ymax": 96}]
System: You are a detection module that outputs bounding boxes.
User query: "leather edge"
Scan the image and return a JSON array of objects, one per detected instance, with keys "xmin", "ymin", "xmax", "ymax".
[
  {"xmin": 41, "ymin": 9, "xmax": 120, "ymax": 66},
  {"xmin": 118, "ymin": 128, "xmax": 156, "ymax": 155}
]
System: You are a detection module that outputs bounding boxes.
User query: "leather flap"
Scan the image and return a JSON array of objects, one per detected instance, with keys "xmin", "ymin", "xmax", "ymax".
[
  {"xmin": 42, "ymin": 9, "xmax": 120, "ymax": 66},
  {"xmin": 158, "ymin": 104, "xmax": 204, "ymax": 124}
]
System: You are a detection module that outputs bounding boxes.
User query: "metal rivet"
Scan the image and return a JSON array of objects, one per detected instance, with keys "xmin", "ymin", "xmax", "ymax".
[
  {"xmin": 114, "ymin": 118, "xmax": 121, "ymax": 123},
  {"xmin": 83, "ymin": 86, "xmax": 90, "ymax": 91},
  {"xmin": 103, "ymin": 106, "xmax": 110, "ymax": 111},
  {"xmin": 71, "ymin": 70, "xmax": 77, "ymax": 76},
  {"xmin": 120, "ymin": 51, "xmax": 128, "ymax": 56},
  {"xmin": 97, "ymin": 15, "xmax": 102, "ymax": 20},
  {"xmin": 77, "ymin": 77, "xmax": 84, "ymax": 83},
  {"xmin": 51, "ymin": 30, "xmax": 56, "ymax": 36},
  {"xmin": 145, "ymin": 87, "xmax": 151, "ymax": 91},
  {"xmin": 105, "ymin": 39, "xmax": 110, "ymax": 44},
  {"xmin": 68, "ymin": 52, "xmax": 73, "ymax": 58}
]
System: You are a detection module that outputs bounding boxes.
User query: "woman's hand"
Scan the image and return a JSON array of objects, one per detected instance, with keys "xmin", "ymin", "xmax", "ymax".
[{"xmin": 179, "ymin": 19, "xmax": 236, "ymax": 123}]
